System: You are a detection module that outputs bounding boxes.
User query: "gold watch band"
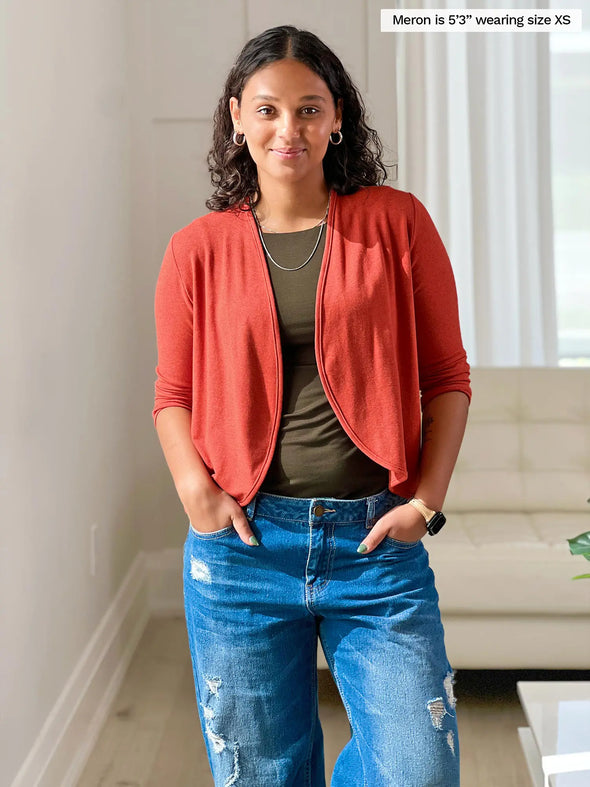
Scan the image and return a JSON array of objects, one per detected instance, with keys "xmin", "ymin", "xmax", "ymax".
[{"xmin": 408, "ymin": 497, "xmax": 436, "ymax": 523}]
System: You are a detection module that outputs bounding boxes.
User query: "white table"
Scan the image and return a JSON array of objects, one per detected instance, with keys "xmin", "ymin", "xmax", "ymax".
[{"xmin": 517, "ymin": 681, "xmax": 590, "ymax": 787}]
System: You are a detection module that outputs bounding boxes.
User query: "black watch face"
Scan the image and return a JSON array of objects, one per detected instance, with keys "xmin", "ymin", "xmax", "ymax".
[{"xmin": 427, "ymin": 512, "xmax": 446, "ymax": 535}]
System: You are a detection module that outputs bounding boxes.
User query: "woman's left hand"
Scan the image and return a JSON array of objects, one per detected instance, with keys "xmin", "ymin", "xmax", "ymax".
[{"xmin": 357, "ymin": 502, "xmax": 427, "ymax": 553}]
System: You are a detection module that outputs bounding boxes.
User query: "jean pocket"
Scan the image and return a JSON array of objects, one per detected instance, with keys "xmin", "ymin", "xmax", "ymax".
[
  {"xmin": 365, "ymin": 493, "xmax": 421, "ymax": 548},
  {"xmin": 188, "ymin": 519, "xmax": 236, "ymax": 540},
  {"xmin": 383, "ymin": 534, "xmax": 423, "ymax": 549},
  {"xmin": 365, "ymin": 492, "xmax": 408, "ymax": 530}
]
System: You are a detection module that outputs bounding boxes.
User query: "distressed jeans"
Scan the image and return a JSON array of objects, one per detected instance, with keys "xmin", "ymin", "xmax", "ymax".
[{"xmin": 183, "ymin": 487, "xmax": 459, "ymax": 787}]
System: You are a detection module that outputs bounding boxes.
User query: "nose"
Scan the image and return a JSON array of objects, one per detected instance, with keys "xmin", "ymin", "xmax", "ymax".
[{"xmin": 278, "ymin": 112, "xmax": 302, "ymax": 140}]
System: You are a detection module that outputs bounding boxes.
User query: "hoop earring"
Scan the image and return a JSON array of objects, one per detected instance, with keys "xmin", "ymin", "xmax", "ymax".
[
  {"xmin": 232, "ymin": 130, "xmax": 246, "ymax": 147},
  {"xmin": 329, "ymin": 130, "xmax": 343, "ymax": 145}
]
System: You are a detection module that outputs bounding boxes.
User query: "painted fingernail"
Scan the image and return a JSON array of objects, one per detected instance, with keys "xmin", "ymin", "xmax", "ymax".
[
  {"xmin": 357, "ymin": 543, "xmax": 368, "ymax": 553},
  {"xmin": 249, "ymin": 535, "xmax": 259, "ymax": 546}
]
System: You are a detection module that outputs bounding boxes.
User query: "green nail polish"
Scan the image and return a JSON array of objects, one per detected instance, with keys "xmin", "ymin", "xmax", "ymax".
[
  {"xmin": 357, "ymin": 543, "xmax": 368, "ymax": 553},
  {"xmin": 249, "ymin": 535, "xmax": 259, "ymax": 546}
]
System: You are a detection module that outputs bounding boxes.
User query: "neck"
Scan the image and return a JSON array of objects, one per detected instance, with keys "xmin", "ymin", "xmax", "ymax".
[{"xmin": 254, "ymin": 175, "xmax": 330, "ymax": 233}]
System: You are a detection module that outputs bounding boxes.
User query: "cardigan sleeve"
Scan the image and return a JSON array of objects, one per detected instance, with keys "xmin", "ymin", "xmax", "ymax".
[
  {"xmin": 408, "ymin": 193, "xmax": 472, "ymax": 408},
  {"xmin": 152, "ymin": 234, "xmax": 194, "ymax": 426}
]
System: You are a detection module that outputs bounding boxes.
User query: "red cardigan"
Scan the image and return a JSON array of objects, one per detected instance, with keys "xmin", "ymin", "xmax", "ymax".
[{"xmin": 153, "ymin": 185, "xmax": 471, "ymax": 505}]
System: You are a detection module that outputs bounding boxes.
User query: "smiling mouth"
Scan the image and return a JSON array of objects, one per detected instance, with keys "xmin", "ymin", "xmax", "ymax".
[{"xmin": 271, "ymin": 148, "xmax": 306, "ymax": 159}]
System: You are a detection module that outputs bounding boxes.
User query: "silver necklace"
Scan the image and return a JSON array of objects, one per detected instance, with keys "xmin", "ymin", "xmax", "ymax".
[{"xmin": 252, "ymin": 201, "xmax": 329, "ymax": 272}]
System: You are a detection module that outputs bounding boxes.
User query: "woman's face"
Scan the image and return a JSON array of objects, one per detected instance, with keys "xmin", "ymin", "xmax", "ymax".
[{"xmin": 229, "ymin": 58, "xmax": 342, "ymax": 191}]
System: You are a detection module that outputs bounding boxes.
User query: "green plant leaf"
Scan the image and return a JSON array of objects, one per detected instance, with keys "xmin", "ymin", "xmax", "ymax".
[
  {"xmin": 572, "ymin": 573, "xmax": 590, "ymax": 580},
  {"xmin": 567, "ymin": 531, "xmax": 590, "ymax": 557}
]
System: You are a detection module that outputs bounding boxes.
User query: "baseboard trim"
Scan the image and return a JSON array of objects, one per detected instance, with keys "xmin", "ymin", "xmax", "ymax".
[{"xmin": 11, "ymin": 552, "xmax": 150, "ymax": 787}]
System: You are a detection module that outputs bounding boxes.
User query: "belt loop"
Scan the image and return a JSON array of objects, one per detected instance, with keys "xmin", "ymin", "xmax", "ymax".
[
  {"xmin": 366, "ymin": 495, "xmax": 376, "ymax": 527},
  {"xmin": 245, "ymin": 495, "xmax": 257, "ymax": 522}
]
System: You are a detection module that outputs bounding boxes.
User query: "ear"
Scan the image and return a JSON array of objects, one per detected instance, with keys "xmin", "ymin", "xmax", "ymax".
[{"xmin": 229, "ymin": 96, "xmax": 241, "ymax": 130}]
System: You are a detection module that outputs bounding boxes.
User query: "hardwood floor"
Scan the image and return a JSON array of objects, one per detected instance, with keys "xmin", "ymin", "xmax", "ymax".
[{"xmin": 77, "ymin": 615, "xmax": 576, "ymax": 786}]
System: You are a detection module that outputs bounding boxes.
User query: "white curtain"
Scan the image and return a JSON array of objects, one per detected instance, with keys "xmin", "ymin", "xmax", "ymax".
[{"xmin": 395, "ymin": 0, "xmax": 559, "ymax": 366}]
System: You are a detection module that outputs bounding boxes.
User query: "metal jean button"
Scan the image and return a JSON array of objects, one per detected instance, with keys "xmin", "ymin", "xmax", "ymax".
[{"xmin": 312, "ymin": 504, "xmax": 325, "ymax": 517}]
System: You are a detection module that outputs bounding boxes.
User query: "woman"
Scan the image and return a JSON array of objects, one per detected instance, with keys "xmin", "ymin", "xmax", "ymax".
[{"xmin": 153, "ymin": 25, "xmax": 470, "ymax": 787}]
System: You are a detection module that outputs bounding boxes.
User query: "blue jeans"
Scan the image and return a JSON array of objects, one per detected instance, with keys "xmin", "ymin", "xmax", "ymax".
[{"xmin": 183, "ymin": 487, "xmax": 459, "ymax": 786}]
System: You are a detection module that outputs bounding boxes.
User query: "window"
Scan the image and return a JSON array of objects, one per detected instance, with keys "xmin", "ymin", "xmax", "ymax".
[{"xmin": 550, "ymin": 0, "xmax": 590, "ymax": 365}]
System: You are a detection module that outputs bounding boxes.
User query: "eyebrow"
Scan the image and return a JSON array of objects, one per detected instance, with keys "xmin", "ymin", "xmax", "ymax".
[{"xmin": 250, "ymin": 94, "xmax": 328, "ymax": 102}]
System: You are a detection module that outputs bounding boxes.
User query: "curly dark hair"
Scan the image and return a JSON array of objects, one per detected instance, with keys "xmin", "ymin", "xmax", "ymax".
[{"xmin": 206, "ymin": 25, "xmax": 389, "ymax": 212}]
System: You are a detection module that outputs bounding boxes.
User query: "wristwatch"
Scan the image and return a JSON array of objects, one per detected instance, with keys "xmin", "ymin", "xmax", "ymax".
[{"xmin": 408, "ymin": 498, "xmax": 446, "ymax": 536}]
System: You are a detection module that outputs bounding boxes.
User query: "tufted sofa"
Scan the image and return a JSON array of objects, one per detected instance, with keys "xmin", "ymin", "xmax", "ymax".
[{"xmin": 426, "ymin": 367, "xmax": 590, "ymax": 669}]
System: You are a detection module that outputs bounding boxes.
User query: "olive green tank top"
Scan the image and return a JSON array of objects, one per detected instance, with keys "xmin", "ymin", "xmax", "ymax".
[{"xmin": 258, "ymin": 223, "xmax": 389, "ymax": 498}]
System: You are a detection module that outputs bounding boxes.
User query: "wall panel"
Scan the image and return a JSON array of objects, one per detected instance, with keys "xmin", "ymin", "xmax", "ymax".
[
  {"xmin": 366, "ymin": 0, "xmax": 398, "ymax": 181},
  {"xmin": 149, "ymin": 0, "xmax": 247, "ymax": 119},
  {"xmin": 247, "ymin": 0, "xmax": 368, "ymax": 93},
  {"xmin": 153, "ymin": 119, "xmax": 213, "ymax": 248}
]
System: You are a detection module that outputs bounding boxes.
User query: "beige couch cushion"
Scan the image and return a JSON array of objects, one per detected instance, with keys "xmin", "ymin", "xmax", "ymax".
[
  {"xmin": 427, "ymin": 512, "xmax": 590, "ymax": 614},
  {"xmin": 429, "ymin": 367, "xmax": 590, "ymax": 617},
  {"xmin": 446, "ymin": 368, "xmax": 590, "ymax": 513}
]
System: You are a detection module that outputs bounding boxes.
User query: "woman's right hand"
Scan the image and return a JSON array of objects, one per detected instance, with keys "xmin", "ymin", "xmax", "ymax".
[
  {"xmin": 181, "ymin": 484, "xmax": 259, "ymax": 546},
  {"xmin": 154, "ymin": 409, "xmax": 258, "ymax": 544}
]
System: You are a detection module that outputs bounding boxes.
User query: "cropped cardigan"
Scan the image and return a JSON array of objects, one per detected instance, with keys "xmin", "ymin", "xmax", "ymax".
[{"xmin": 153, "ymin": 185, "xmax": 471, "ymax": 505}]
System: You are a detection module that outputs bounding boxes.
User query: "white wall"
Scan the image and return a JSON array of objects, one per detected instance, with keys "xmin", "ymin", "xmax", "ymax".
[{"xmin": 1, "ymin": 2, "xmax": 139, "ymax": 784}]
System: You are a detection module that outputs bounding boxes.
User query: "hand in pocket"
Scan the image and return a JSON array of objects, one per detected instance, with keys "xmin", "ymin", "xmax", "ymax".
[{"xmin": 184, "ymin": 487, "xmax": 259, "ymax": 546}]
